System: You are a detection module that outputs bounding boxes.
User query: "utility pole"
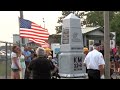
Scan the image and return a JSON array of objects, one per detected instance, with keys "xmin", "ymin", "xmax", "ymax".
[
  {"xmin": 20, "ymin": 11, "xmax": 25, "ymax": 47},
  {"xmin": 104, "ymin": 11, "xmax": 110, "ymax": 79}
]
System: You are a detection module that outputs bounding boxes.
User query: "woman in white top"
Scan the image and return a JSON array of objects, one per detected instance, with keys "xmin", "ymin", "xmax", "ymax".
[
  {"xmin": 18, "ymin": 49, "xmax": 26, "ymax": 79},
  {"xmin": 11, "ymin": 45, "xmax": 21, "ymax": 79}
]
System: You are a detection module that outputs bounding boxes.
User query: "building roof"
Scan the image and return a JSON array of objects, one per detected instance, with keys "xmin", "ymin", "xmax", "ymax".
[
  {"xmin": 81, "ymin": 26, "xmax": 101, "ymax": 34},
  {"xmin": 56, "ymin": 26, "xmax": 114, "ymax": 38},
  {"xmin": 57, "ymin": 26, "xmax": 101, "ymax": 35}
]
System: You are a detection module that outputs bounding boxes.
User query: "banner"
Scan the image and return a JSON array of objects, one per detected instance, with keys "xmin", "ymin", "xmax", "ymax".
[
  {"xmin": 110, "ymin": 32, "xmax": 116, "ymax": 49},
  {"xmin": 89, "ymin": 40, "xmax": 94, "ymax": 51}
]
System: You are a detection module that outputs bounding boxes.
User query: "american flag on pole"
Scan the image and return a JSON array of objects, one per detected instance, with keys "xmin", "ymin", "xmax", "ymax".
[{"xmin": 19, "ymin": 18, "xmax": 50, "ymax": 47}]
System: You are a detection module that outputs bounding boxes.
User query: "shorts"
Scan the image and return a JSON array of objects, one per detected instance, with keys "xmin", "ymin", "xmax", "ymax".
[{"xmin": 11, "ymin": 69, "xmax": 19, "ymax": 72}]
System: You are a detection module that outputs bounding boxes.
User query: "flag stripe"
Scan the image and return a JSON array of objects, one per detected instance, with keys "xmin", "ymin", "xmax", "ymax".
[
  {"xmin": 29, "ymin": 38, "xmax": 45, "ymax": 43},
  {"xmin": 20, "ymin": 31, "xmax": 49, "ymax": 37},
  {"xmin": 41, "ymin": 42, "xmax": 50, "ymax": 48},
  {"xmin": 20, "ymin": 35, "xmax": 48, "ymax": 40},
  {"xmin": 31, "ymin": 24, "xmax": 43, "ymax": 28},
  {"xmin": 21, "ymin": 32, "xmax": 48, "ymax": 38},
  {"xmin": 31, "ymin": 27, "xmax": 49, "ymax": 32},
  {"xmin": 29, "ymin": 38, "xmax": 49, "ymax": 47},
  {"xmin": 20, "ymin": 29, "xmax": 49, "ymax": 35},
  {"xmin": 29, "ymin": 38, "xmax": 45, "ymax": 44},
  {"xmin": 31, "ymin": 26, "xmax": 46, "ymax": 31}
]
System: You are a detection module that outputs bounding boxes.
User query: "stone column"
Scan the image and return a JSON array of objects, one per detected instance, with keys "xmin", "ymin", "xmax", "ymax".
[{"xmin": 58, "ymin": 13, "xmax": 86, "ymax": 78}]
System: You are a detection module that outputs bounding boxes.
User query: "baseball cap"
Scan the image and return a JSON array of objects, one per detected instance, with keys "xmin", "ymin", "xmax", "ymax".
[{"xmin": 94, "ymin": 43, "xmax": 101, "ymax": 46}]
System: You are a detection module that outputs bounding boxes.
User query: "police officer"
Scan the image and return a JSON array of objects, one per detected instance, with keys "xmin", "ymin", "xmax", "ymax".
[{"xmin": 83, "ymin": 43, "xmax": 105, "ymax": 79}]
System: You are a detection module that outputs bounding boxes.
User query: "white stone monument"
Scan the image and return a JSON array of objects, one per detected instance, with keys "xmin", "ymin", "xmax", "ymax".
[{"xmin": 58, "ymin": 13, "xmax": 86, "ymax": 78}]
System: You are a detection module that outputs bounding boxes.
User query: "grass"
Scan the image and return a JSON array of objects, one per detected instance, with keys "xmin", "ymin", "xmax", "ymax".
[{"xmin": 0, "ymin": 60, "xmax": 11, "ymax": 78}]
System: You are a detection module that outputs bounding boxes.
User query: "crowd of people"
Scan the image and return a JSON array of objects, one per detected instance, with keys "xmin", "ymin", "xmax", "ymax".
[
  {"xmin": 10, "ymin": 45, "xmax": 60, "ymax": 79},
  {"xmin": 83, "ymin": 44, "xmax": 120, "ymax": 79},
  {"xmin": 110, "ymin": 46, "xmax": 120, "ymax": 75},
  {"xmin": 10, "ymin": 43, "xmax": 120, "ymax": 79}
]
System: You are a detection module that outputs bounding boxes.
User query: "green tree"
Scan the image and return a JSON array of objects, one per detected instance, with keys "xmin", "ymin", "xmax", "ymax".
[
  {"xmin": 86, "ymin": 11, "xmax": 120, "ymax": 45},
  {"xmin": 110, "ymin": 12, "xmax": 120, "ymax": 45},
  {"xmin": 86, "ymin": 11, "xmax": 115, "ymax": 27},
  {"xmin": 55, "ymin": 11, "xmax": 87, "ymax": 34},
  {"xmin": 55, "ymin": 11, "xmax": 75, "ymax": 34},
  {"xmin": 55, "ymin": 11, "xmax": 120, "ymax": 45}
]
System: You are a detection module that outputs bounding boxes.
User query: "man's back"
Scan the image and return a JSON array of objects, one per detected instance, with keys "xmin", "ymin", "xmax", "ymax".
[
  {"xmin": 84, "ymin": 43, "xmax": 105, "ymax": 79},
  {"xmin": 28, "ymin": 56, "xmax": 55, "ymax": 79},
  {"xmin": 84, "ymin": 49, "xmax": 105, "ymax": 70}
]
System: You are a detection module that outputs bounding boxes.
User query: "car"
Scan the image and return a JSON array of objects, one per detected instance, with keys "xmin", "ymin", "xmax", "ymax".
[{"xmin": 0, "ymin": 51, "xmax": 5, "ymax": 56}]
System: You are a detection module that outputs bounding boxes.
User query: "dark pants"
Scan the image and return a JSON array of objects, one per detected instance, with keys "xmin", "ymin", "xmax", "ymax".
[
  {"xmin": 11, "ymin": 69, "xmax": 19, "ymax": 72},
  {"xmin": 25, "ymin": 61, "xmax": 30, "ymax": 79},
  {"xmin": 86, "ymin": 68, "xmax": 88, "ymax": 73},
  {"xmin": 87, "ymin": 69, "xmax": 100, "ymax": 79}
]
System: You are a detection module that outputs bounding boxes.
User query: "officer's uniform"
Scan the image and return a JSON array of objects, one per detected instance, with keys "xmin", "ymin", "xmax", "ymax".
[{"xmin": 84, "ymin": 47, "xmax": 105, "ymax": 79}]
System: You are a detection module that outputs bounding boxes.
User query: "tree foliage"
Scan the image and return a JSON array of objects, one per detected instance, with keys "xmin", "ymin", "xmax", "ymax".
[
  {"xmin": 86, "ymin": 11, "xmax": 120, "ymax": 45},
  {"xmin": 110, "ymin": 12, "xmax": 120, "ymax": 45},
  {"xmin": 56, "ymin": 11, "xmax": 120, "ymax": 45},
  {"xmin": 86, "ymin": 11, "xmax": 115, "ymax": 27},
  {"xmin": 55, "ymin": 11, "xmax": 75, "ymax": 34},
  {"xmin": 55, "ymin": 11, "xmax": 87, "ymax": 34}
]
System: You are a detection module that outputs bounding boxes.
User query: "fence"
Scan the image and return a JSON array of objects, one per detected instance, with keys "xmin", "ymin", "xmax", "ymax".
[{"xmin": 0, "ymin": 41, "xmax": 14, "ymax": 79}]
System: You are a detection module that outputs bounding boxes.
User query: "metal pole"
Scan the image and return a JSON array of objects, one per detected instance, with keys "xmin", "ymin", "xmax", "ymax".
[
  {"xmin": 20, "ymin": 11, "xmax": 25, "ymax": 46},
  {"xmin": 5, "ymin": 42, "xmax": 8, "ymax": 79},
  {"xmin": 43, "ymin": 18, "xmax": 45, "ymax": 29},
  {"xmin": 104, "ymin": 11, "xmax": 110, "ymax": 79},
  {"xmin": 10, "ymin": 43, "xmax": 11, "ymax": 63},
  {"xmin": 20, "ymin": 11, "xmax": 23, "ymax": 18}
]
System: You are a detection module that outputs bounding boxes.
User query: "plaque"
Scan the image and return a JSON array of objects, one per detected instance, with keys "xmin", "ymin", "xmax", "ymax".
[
  {"xmin": 62, "ymin": 28, "xmax": 69, "ymax": 44},
  {"xmin": 72, "ymin": 32, "xmax": 81, "ymax": 42}
]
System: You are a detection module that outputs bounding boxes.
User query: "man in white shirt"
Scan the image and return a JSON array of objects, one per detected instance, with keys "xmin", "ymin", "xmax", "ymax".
[{"xmin": 83, "ymin": 43, "xmax": 105, "ymax": 79}]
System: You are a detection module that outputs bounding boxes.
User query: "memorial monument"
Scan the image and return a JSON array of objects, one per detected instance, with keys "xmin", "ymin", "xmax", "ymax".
[{"xmin": 58, "ymin": 13, "xmax": 86, "ymax": 78}]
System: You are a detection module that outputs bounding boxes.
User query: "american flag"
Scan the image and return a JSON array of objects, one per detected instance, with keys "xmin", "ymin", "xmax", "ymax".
[
  {"xmin": 19, "ymin": 18, "xmax": 49, "ymax": 40},
  {"xmin": 19, "ymin": 18, "xmax": 50, "ymax": 47}
]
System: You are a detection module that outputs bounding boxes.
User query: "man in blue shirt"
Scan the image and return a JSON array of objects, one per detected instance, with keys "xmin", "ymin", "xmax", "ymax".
[{"xmin": 23, "ymin": 46, "xmax": 32, "ymax": 79}]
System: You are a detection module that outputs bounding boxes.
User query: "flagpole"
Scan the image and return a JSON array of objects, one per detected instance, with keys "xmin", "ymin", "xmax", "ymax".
[
  {"xmin": 18, "ymin": 16, "xmax": 21, "ymax": 47},
  {"xmin": 43, "ymin": 18, "xmax": 45, "ymax": 29},
  {"xmin": 20, "ymin": 11, "xmax": 25, "ymax": 47}
]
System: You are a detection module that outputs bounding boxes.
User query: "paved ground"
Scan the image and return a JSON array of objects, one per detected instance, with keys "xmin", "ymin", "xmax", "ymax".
[
  {"xmin": 111, "ymin": 72, "xmax": 120, "ymax": 79},
  {"xmin": 0, "ymin": 73, "xmax": 119, "ymax": 79},
  {"xmin": 0, "ymin": 76, "xmax": 10, "ymax": 79}
]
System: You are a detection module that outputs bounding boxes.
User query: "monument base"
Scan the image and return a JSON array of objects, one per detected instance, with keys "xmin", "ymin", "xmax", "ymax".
[
  {"xmin": 58, "ymin": 52, "xmax": 86, "ymax": 78},
  {"xmin": 59, "ymin": 73, "xmax": 88, "ymax": 79}
]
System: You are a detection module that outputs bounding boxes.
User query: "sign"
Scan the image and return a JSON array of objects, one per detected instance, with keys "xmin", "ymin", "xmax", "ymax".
[
  {"xmin": 55, "ymin": 48, "xmax": 60, "ymax": 54},
  {"xmin": 74, "ymin": 56, "xmax": 82, "ymax": 71},
  {"xmin": 71, "ymin": 47, "xmax": 83, "ymax": 50},
  {"xmin": 62, "ymin": 28, "xmax": 69, "ymax": 44},
  {"xmin": 51, "ymin": 43, "xmax": 60, "ymax": 57},
  {"xmin": 110, "ymin": 32, "xmax": 116, "ymax": 49},
  {"xmin": 110, "ymin": 40, "xmax": 115, "ymax": 49}
]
